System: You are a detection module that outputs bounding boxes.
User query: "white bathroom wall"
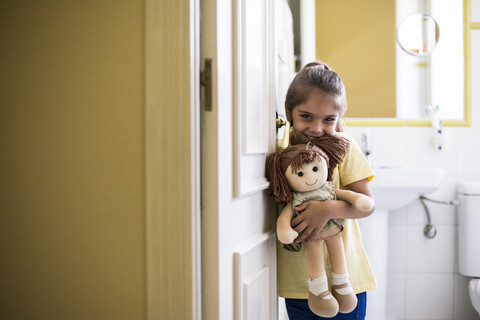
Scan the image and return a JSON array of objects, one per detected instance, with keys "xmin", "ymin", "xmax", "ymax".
[{"xmin": 346, "ymin": 4, "xmax": 480, "ymax": 319}]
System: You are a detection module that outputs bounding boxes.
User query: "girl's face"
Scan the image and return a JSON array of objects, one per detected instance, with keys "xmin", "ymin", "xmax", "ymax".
[{"xmin": 287, "ymin": 91, "xmax": 340, "ymax": 144}]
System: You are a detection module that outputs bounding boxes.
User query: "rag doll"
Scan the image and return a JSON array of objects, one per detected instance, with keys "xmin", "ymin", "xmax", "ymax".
[{"xmin": 265, "ymin": 135, "xmax": 374, "ymax": 317}]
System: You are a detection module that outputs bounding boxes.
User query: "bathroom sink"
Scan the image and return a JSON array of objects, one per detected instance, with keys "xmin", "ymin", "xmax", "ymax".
[
  {"xmin": 371, "ymin": 167, "xmax": 445, "ymax": 211},
  {"xmin": 358, "ymin": 166, "xmax": 444, "ymax": 319}
]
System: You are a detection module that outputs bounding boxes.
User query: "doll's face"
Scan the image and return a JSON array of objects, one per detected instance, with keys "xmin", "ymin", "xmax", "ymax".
[{"xmin": 285, "ymin": 157, "xmax": 328, "ymax": 193}]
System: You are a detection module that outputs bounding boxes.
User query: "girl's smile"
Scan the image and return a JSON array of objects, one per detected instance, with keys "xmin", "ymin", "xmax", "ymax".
[{"xmin": 287, "ymin": 91, "xmax": 340, "ymax": 144}]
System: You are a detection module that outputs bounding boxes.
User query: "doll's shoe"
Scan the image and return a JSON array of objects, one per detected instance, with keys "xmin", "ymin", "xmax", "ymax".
[
  {"xmin": 331, "ymin": 283, "xmax": 357, "ymax": 313},
  {"xmin": 308, "ymin": 290, "xmax": 339, "ymax": 318}
]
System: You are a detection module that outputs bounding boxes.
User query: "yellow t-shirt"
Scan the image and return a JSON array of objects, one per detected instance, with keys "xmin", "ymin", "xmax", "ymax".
[{"xmin": 277, "ymin": 132, "xmax": 376, "ymax": 298}]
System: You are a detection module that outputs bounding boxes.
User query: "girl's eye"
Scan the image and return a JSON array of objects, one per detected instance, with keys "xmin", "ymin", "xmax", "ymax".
[
  {"xmin": 312, "ymin": 166, "xmax": 318, "ymax": 172},
  {"xmin": 298, "ymin": 171, "xmax": 304, "ymax": 177},
  {"xmin": 324, "ymin": 117, "xmax": 336, "ymax": 123},
  {"xmin": 300, "ymin": 114, "xmax": 312, "ymax": 120}
]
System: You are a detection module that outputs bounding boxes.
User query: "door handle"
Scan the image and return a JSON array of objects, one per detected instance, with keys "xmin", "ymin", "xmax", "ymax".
[
  {"xmin": 276, "ymin": 117, "xmax": 287, "ymax": 130},
  {"xmin": 275, "ymin": 114, "xmax": 290, "ymax": 150}
]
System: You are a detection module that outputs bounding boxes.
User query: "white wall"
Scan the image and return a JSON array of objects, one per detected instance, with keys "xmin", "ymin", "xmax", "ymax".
[{"xmin": 345, "ymin": 8, "xmax": 480, "ymax": 319}]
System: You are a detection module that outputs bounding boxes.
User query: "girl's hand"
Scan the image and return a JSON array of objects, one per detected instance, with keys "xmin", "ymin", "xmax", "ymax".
[
  {"xmin": 291, "ymin": 178, "xmax": 375, "ymax": 243},
  {"xmin": 290, "ymin": 200, "xmax": 339, "ymax": 243}
]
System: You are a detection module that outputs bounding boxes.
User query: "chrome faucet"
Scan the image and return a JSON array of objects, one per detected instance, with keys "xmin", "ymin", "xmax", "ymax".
[{"xmin": 362, "ymin": 133, "xmax": 372, "ymax": 162}]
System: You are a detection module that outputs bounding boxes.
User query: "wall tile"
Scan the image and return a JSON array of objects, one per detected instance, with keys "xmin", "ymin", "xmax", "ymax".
[
  {"xmin": 472, "ymin": 31, "xmax": 480, "ymax": 129},
  {"xmin": 472, "ymin": 31, "xmax": 480, "ymax": 80},
  {"xmin": 457, "ymin": 127, "xmax": 480, "ymax": 176},
  {"xmin": 406, "ymin": 200, "xmax": 432, "ymax": 226},
  {"xmin": 366, "ymin": 127, "xmax": 408, "ymax": 169},
  {"xmin": 346, "ymin": 127, "xmax": 408, "ymax": 169},
  {"xmin": 388, "ymin": 224, "xmax": 407, "ymax": 272},
  {"xmin": 472, "ymin": 0, "xmax": 480, "ymax": 23},
  {"xmin": 344, "ymin": 127, "xmax": 366, "ymax": 147},
  {"xmin": 472, "ymin": 76, "xmax": 480, "ymax": 128},
  {"xmin": 454, "ymin": 274, "xmax": 480, "ymax": 320},
  {"xmin": 389, "ymin": 206, "xmax": 407, "ymax": 225},
  {"xmin": 406, "ymin": 127, "xmax": 456, "ymax": 176},
  {"xmin": 406, "ymin": 177, "xmax": 457, "ymax": 226},
  {"xmin": 406, "ymin": 273, "xmax": 455, "ymax": 319},
  {"xmin": 406, "ymin": 225, "xmax": 455, "ymax": 273},
  {"xmin": 387, "ymin": 273, "xmax": 406, "ymax": 320}
]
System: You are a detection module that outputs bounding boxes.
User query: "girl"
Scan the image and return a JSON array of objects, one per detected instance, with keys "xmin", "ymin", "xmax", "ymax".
[{"xmin": 277, "ymin": 62, "xmax": 376, "ymax": 319}]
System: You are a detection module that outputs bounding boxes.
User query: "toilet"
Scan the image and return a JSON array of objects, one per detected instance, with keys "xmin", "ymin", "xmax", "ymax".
[{"xmin": 457, "ymin": 180, "xmax": 480, "ymax": 316}]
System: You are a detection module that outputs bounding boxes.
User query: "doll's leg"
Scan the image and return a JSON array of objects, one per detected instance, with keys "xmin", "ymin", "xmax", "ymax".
[
  {"xmin": 325, "ymin": 232, "xmax": 358, "ymax": 313},
  {"xmin": 306, "ymin": 240, "xmax": 339, "ymax": 317}
]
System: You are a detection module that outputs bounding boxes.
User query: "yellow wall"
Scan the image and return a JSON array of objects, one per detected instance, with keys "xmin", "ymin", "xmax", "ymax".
[
  {"xmin": 0, "ymin": 1, "xmax": 146, "ymax": 319},
  {"xmin": 315, "ymin": 0, "xmax": 396, "ymax": 118}
]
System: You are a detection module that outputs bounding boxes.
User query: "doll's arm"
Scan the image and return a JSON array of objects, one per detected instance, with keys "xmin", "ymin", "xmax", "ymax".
[
  {"xmin": 335, "ymin": 189, "xmax": 374, "ymax": 212},
  {"xmin": 277, "ymin": 203, "xmax": 298, "ymax": 244}
]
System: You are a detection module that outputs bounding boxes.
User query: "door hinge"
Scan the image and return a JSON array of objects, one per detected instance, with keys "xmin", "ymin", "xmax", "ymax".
[{"xmin": 200, "ymin": 58, "xmax": 212, "ymax": 112}]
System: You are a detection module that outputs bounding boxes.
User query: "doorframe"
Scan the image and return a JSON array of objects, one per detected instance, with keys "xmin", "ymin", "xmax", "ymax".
[
  {"xmin": 145, "ymin": 0, "xmax": 202, "ymax": 319},
  {"xmin": 189, "ymin": 1, "xmax": 202, "ymax": 319}
]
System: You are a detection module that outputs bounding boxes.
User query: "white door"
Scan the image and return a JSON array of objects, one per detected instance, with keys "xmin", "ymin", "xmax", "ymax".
[{"xmin": 200, "ymin": 0, "xmax": 279, "ymax": 319}]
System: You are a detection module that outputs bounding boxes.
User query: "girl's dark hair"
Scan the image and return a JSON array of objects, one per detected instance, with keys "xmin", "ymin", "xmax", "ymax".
[{"xmin": 285, "ymin": 61, "xmax": 347, "ymax": 118}]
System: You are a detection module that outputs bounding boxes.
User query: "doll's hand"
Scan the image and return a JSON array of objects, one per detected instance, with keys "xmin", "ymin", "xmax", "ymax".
[
  {"xmin": 356, "ymin": 195, "xmax": 374, "ymax": 211},
  {"xmin": 291, "ymin": 200, "xmax": 336, "ymax": 243},
  {"xmin": 277, "ymin": 228, "xmax": 299, "ymax": 244}
]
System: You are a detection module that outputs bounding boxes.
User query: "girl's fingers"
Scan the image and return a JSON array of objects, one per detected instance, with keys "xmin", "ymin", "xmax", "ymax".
[
  {"xmin": 291, "ymin": 214, "xmax": 304, "ymax": 227},
  {"xmin": 294, "ymin": 202, "xmax": 308, "ymax": 211},
  {"xmin": 293, "ymin": 221, "xmax": 307, "ymax": 234},
  {"xmin": 294, "ymin": 226, "xmax": 312, "ymax": 243}
]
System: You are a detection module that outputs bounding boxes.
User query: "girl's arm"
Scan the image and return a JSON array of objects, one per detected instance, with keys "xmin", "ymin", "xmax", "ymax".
[{"xmin": 291, "ymin": 178, "xmax": 375, "ymax": 243}]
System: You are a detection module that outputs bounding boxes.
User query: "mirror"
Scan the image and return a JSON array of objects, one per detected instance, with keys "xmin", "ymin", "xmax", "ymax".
[
  {"xmin": 396, "ymin": 13, "xmax": 440, "ymax": 56},
  {"xmin": 287, "ymin": 0, "xmax": 470, "ymax": 126},
  {"xmin": 394, "ymin": 1, "xmax": 465, "ymax": 122}
]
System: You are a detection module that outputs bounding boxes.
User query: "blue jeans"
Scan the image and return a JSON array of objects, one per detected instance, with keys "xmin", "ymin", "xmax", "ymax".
[{"xmin": 285, "ymin": 292, "xmax": 367, "ymax": 320}]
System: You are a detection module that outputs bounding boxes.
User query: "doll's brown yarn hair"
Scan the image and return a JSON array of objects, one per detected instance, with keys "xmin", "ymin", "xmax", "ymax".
[
  {"xmin": 265, "ymin": 134, "xmax": 349, "ymax": 204},
  {"xmin": 312, "ymin": 134, "xmax": 350, "ymax": 176}
]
